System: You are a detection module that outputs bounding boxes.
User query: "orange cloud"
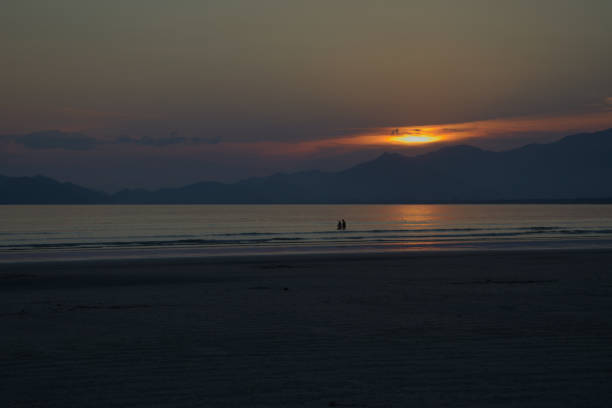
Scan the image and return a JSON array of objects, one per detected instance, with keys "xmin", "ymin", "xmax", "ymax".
[
  {"xmin": 167, "ymin": 108, "xmax": 612, "ymax": 158},
  {"xmin": 8, "ymin": 107, "xmax": 611, "ymax": 159},
  {"xmin": 288, "ymin": 109, "xmax": 612, "ymax": 152}
]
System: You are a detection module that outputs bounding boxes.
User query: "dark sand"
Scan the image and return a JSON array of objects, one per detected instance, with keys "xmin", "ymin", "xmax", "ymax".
[{"xmin": 2, "ymin": 250, "xmax": 612, "ymax": 407}]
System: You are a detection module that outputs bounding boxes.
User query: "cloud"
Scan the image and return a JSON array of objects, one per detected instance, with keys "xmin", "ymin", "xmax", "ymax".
[
  {"xmin": 1, "ymin": 130, "xmax": 224, "ymax": 151},
  {"xmin": 114, "ymin": 133, "xmax": 222, "ymax": 146},
  {"xmin": 115, "ymin": 135, "xmax": 187, "ymax": 147},
  {"xmin": 440, "ymin": 128, "xmax": 473, "ymax": 133},
  {"xmin": 11, "ymin": 130, "xmax": 98, "ymax": 150}
]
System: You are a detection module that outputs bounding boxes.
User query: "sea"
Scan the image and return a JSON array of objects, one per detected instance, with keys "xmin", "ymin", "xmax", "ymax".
[{"xmin": 2, "ymin": 204, "xmax": 612, "ymax": 262}]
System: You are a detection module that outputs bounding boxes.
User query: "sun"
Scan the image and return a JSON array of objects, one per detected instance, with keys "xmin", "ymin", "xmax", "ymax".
[{"xmin": 391, "ymin": 134, "xmax": 441, "ymax": 144}]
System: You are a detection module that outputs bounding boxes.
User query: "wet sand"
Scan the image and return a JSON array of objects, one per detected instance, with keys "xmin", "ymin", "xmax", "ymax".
[{"xmin": 2, "ymin": 250, "xmax": 612, "ymax": 407}]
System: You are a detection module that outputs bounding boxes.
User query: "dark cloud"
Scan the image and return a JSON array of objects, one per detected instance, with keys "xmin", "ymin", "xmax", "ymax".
[
  {"xmin": 441, "ymin": 128, "xmax": 473, "ymax": 133},
  {"xmin": 115, "ymin": 133, "xmax": 222, "ymax": 146},
  {"xmin": 2, "ymin": 130, "xmax": 223, "ymax": 150},
  {"xmin": 115, "ymin": 135, "xmax": 188, "ymax": 147},
  {"xmin": 10, "ymin": 130, "xmax": 98, "ymax": 151},
  {"xmin": 205, "ymin": 135, "xmax": 222, "ymax": 145}
]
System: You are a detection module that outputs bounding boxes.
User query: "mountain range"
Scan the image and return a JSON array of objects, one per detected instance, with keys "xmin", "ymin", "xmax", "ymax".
[{"xmin": 2, "ymin": 129, "xmax": 612, "ymax": 204}]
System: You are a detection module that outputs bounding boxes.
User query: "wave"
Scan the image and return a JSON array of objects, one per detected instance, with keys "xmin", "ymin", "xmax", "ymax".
[
  {"xmin": 203, "ymin": 226, "xmax": 563, "ymax": 237},
  {"xmin": 3, "ymin": 226, "xmax": 612, "ymax": 252},
  {"xmin": 0, "ymin": 225, "xmax": 573, "ymax": 241}
]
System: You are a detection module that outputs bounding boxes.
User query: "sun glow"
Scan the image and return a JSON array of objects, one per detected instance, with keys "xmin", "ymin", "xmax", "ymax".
[{"xmin": 391, "ymin": 134, "xmax": 441, "ymax": 144}]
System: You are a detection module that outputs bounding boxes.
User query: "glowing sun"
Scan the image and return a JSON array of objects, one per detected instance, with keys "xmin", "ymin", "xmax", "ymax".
[{"xmin": 391, "ymin": 134, "xmax": 440, "ymax": 144}]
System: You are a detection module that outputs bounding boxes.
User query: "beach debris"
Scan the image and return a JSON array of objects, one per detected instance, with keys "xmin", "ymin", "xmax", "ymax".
[
  {"xmin": 451, "ymin": 279, "xmax": 558, "ymax": 285},
  {"xmin": 328, "ymin": 401, "xmax": 361, "ymax": 407},
  {"xmin": 259, "ymin": 264, "xmax": 293, "ymax": 269},
  {"xmin": 68, "ymin": 304, "xmax": 151, "ymax": 311}
]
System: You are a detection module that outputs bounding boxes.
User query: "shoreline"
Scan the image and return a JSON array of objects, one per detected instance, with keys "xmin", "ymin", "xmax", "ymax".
[
  {"xmin": 4, "ymin": 242, "xmax": 612, "ymax": 266},
  {"xmin": 3, "ymin": 246, "xmax": 612, "ymax": 269}
]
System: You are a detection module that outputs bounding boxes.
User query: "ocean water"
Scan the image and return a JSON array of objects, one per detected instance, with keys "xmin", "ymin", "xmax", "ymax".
[{"xmin": 2, "ymin": 204, "xmax": 612, "ymax": 262}]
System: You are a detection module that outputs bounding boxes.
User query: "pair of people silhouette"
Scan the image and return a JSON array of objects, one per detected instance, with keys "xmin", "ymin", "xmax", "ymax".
[{"xmin": 337, "ymin": 219, "xmax": 346, "ymax": 230}]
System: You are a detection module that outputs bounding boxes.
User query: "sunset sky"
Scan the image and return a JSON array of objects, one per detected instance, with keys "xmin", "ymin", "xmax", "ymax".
[{"xmin": 2, "ymin": 0, "xmax": 612, "ymax": 191}]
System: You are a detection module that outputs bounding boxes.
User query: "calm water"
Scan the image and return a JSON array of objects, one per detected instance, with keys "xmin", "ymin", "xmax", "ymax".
[{"xmin": 2, "ymin": 204, "xmax": 612, "ymax": 261}]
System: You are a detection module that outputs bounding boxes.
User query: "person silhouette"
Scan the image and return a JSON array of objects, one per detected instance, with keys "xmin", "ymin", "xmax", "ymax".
[
  {"xmin": 337, "ymin": 220, "xmax": 342, "ymax": 230},
  {"xmin": 341, "ymin": 219, "xmax": 346, "ymax": 230}
]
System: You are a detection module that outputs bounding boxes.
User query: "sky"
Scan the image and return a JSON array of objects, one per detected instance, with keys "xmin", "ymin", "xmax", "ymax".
[{"xmin": 2, "ymin": 0, "xmax": 612, "ymax": 191}]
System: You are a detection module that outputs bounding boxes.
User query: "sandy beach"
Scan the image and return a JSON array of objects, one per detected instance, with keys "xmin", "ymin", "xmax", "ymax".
[{"xmin": 2, "ymin": 250, "xmax": 612, "ymax": 407}]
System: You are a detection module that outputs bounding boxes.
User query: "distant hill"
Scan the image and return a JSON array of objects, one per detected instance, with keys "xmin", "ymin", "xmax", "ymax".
[
  {"xmin": 2, "ymin": 129, "xmax": 612, "ymax": 204},
  {"xmin": 0, "ymin": 175, "xmax": 108, "ymax": 204}
]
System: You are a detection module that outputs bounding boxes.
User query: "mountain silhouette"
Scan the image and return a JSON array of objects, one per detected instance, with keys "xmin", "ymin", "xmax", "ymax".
[
  {"xmin": 2, "ymin": 129, "xmax": 612, "ymax": 204},
  {"xmin": 0, "ymin": 175, "xmax": 107, "ymax": 204}
]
